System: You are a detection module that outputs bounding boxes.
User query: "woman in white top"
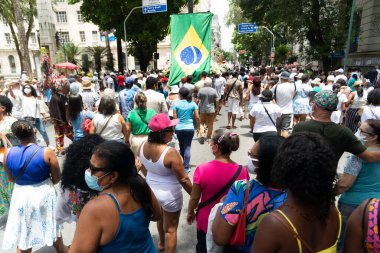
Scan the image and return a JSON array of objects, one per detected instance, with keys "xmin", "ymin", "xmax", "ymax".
[
  {"xmin": 246, "ymin": 77, "xmax": 262, "ymax": 132},
  {"xmin": 250, "ymin": 90, "xmax": 281, "ymax": 142},
  {"xmin": 138, "ymin": 113, "xmax": 192, "ymax": 253},
  {"xmin": 21, "ymin": 84, "xmax": 52, "ymax": 148},
  {"xmin": 90, "ymin": 96, "xmax": 128, "ymax": 143},
  {"xmin": 331, "ymin": 83, "xmax": 348, "ymax": 124},
  {"xmin": 293, "ymin": 74, "xmax": 313, "ymax": 125},
  {"xmin": 345, "ymin": 81, "xmax": 368, "ymax": 133},
  {"xmin": 166, "ymin": 85, "xmax": 180, "ymax": 120},
  {"xmin": 359, "ymin": 88, "xmax": 380, "ymax": 123}
]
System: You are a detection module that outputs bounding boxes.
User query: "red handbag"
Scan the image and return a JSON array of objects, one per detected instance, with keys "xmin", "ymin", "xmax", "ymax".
[{"xmin": 229, "ymin": 179, "xmax": 250, "ymax": 246}]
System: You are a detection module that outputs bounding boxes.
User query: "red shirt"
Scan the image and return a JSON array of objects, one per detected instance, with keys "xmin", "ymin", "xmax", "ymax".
[{"xmin": 117, "ymin": 75, "xmax": 125, "ymax": 86}]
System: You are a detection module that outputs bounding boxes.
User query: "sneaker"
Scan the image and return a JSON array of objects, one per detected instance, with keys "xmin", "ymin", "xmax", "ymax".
[{"xmin": 199, "ymin": 137, "xmax": 205, "ymax": 144}]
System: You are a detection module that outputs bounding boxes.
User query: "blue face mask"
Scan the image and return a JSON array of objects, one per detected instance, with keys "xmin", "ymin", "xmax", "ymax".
[{"xmin": 85, "ymin": 170, "xmax": 111, "ymax": 192}]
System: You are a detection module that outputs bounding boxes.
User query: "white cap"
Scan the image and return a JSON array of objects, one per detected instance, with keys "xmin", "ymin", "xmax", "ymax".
[
  {"xmin": 312, "ymin": 78, "xmax": 321, "ymax": 84},
  {"xmin": 327, "ymin": 75, "xmax": 335, "ymax": 82},
  {"xmin": 297, "ymin": 73, "xmax": 303, "ymax": 79},
  {"xmin": 336, "ymin": 68, "xmax": 344, "ymax": 73}
]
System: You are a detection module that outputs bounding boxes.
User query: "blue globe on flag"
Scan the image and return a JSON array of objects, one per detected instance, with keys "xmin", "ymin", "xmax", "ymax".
[{"xmin": 180, "ymin": 46, "xmax": 202, "ymax": 65}]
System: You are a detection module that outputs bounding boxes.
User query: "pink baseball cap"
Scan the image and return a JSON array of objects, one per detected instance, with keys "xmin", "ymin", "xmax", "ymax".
[{"xmin": 148, "ymin": 113, "xmax": 179, "ymax": 132}]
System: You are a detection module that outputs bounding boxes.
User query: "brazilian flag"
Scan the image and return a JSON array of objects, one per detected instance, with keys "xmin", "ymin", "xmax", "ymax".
[{"xmin": 168, "ymin": 13, "xmax": 213, "ymax": 85}]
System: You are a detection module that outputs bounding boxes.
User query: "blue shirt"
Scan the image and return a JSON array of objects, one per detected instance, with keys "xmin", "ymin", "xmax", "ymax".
[
  {"xmin": 173, "ymin": 100, "xmax": 198, "ymax": 130},
  {"xmin": 97, "ymin": 193, "xmax": 156, "ymax": 253},
  {"xmin": 72, "ymin": 111, "xmax": 94, "ymax": 141},
  {"xmin": 6, "ymin": 144, "xmax": 50, "ymax": 185},
  {"xmin": 340, "ymin": 149, "xmax": 380, "ymax": 206},
  {"xmin": 119, "ymin": 85, "xmax": 141, "ymax": 119}
]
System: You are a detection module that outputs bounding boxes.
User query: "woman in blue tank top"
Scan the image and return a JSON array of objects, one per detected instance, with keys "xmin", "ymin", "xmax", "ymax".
[
  {"xmin": 2, "ymin": 120, "xmax": 61, "ymax": 251},
  {"xmin": 69, "ymin": 141, "xmax": 161, "ymax": 253}
]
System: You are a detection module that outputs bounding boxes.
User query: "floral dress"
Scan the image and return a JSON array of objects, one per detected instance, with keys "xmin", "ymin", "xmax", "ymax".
[{"xmin": 0, "ymin": 116, "xmax": 18, "ymax": 216}]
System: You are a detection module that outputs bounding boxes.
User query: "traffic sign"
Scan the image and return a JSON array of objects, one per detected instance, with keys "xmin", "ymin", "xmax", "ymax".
[
  {"xmin": 238, "ymin": 23, "xmax": 257, "ymax": 34},
  {"xmin": 142, "ymin": 0, "xmax": 167, "ymax": 14}
]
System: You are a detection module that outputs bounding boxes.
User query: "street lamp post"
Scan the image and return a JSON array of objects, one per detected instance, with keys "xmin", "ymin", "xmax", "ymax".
[
  {"xmin": 343, "ymin": 0, "xmax": 356, "ymax": 71},
  {"xmin": 260, "ymin": 26, "xmax": 275, "ymax": 66},
  {"xmin": 124, "ymin": 6, "xmax": 142, "ymax": 72}
]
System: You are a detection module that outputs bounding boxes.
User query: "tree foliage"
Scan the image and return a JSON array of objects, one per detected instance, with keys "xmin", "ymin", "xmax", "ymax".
[
  {"xmin": 61, "ymin": 43, "xmax": 80, "ymax": 64},
  {"xmin": 86, "ymin": 46, "xmax": 106, "ymax": 74},
  {"xmin": 69, "ymin": 0, "xmax": 190, "ymax": 71},
  {"xmin": 230, "ymin": 0, "xmax": 352, "ymax": 70},
  {"xmin": 81, "ymin": 53, "xmax": 91, "ymax": 73},
  {"xmin": 0, "ymin": 0, "xmax": 36, "ymax": 75}
]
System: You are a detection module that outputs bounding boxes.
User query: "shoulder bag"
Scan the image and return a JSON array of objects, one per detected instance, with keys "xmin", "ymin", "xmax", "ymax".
[
  {"xmin": 196, "ymin": 165, "xmax": 242, "ymax": 215},
  {"xmin": 229, "ymin": 179, "xmax": 250, "ymax": 246},
  {"xmin": 14, "ymin": 146, "xmax": 42, "ymax": 182},
  {"xmin": 135, "ymin": 110, "xmax": 149, "ymax": 125},
  {"xmin": 97, "ymin": 115, "xmax": 113, "ymax": 136},
  {"xmin": 261, "ymin": 101, "xmax": 277, "ymax": 127},
  {"xmin": 225, "ymin": 79, "xmax": 238, "ymax": 102}
]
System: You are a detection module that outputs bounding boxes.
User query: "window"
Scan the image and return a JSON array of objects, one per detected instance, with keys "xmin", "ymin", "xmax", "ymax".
[
  {"xmin": 30, "ymin": 32, "xmax": 37, "ymax": 44},
  {"xmin": 4, "ymin": 33, "xmax": 11, "ymax": 44},
  {"xmin": 8, "ymin": 55, "xmax": 16, "ymax": 73},
  {"xmin": 79, "ymin": 31, "xmax": 86, "ymax": 43},
  {"xmin": 56, "ymin": 0, "xmax": 65, "ymax": 2},
  {"xmin": 60, "ymin": 31, "xmax": 70, "ymax": 44},
  {"xmin": 92, "ymin": 31, "xmax": 98, "ymax": 41},
  {"xmin": 56, "ymin": 11, "xmax": 67, "ymax": 23},
  {"xmin": 77, "ymin": 11, "xmax": 83, "ymax": 22}
]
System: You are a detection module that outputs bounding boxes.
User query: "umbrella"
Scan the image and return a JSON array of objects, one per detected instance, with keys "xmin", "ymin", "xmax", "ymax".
[{"xmin": 55, "ymin": 62, "xmax": 80, "ymax": 70}]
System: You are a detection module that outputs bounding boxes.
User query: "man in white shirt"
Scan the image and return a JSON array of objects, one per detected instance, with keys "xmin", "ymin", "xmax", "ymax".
[
  {"xmin": 323, "ymin": 75, "xmax": 335, "ymax": 91},
  {"xmin": 271, "ymin": 71, "xmax": 296, "ymax": 137},
  {"xmin": 334, "ymin": 68, "xmax": 348, "ymax": 83},
  {"xmin": 143, "ymin": 76, "xmax": 168, "ymax": 113},
  {"xmin": 213, "ymin": 73, "xmax": 226, "ymax": 114},
  {"xmin": 7, "ymin": 80, "xmax": 23, "ymax": 119}
]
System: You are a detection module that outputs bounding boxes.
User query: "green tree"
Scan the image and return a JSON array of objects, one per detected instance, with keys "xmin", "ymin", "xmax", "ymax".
[
  {"xmin": 275, "ymin": 44, "xmax": 291, "ymax": 65},
  {"xmin": 86, "ymin": 46, "xmax": 106, "ymax": 74},
  {"xmin": 232, "ymin": 0, "xmax": 353, "ymax": 71},
  {"xmin": 0, "ymin": 0, "xmax": 36, "ymax": 75},
  {"xmin": 81, "ymin": 53, "xmax": 91, "ymax": 73},
  {"xmin": 69, "ymin": 0, "xmax": 191, "ymax": 71},
  {"xmin": 61, "ymin": 42, "xmax": 80, "ymax": 64}
]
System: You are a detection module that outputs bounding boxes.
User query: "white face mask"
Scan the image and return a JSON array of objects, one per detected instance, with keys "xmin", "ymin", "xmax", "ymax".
[
  {"xmin": 247, "ymin": 157, "xmax": 259, "ymax": 174},
  {"xmin": 24, "ymin": 88, "xmax": 31, "ymax": 94}
]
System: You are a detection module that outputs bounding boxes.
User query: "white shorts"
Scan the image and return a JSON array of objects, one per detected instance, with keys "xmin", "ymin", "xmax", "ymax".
[
  {"xmin": 149, "ymin": 183, "xmax": 183, "ymax": 212},
  {"xmin": 227, "ymin": 98, "xmax": 240, "ymax": 114}
]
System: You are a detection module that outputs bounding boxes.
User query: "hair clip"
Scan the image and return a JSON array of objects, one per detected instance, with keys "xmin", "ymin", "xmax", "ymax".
[
  {"xmin": 217, "ymin": 134, "xmax": 225, "ymax": 144},
  {"xmin": 229, "ymin": 132, "xmax": 237, "ymax": 137}
]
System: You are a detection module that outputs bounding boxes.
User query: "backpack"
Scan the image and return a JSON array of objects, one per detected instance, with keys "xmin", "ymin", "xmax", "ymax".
[{"xmin": 82, "ymin": 111, "xmax": 92, "ymax": 134}]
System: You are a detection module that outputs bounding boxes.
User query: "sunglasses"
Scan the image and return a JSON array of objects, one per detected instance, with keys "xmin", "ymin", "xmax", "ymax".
[
  {"xmin": 89, "ymin": 163, "xmax": 108, "ymax": 175},
  {"xmin": 359, "ymin": 128, "xmax": 375, "ymax": 136}
]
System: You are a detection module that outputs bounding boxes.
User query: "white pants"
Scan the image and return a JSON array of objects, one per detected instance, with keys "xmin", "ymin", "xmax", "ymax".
[{"xmin": 227, "ymin": 98, "xmax": 240, "ymax": 114}]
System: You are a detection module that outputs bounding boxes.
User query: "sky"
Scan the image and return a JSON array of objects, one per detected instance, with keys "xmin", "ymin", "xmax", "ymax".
[{"xmin": 210, "ymin": 0, "xmax": 234, "ymax": 51}]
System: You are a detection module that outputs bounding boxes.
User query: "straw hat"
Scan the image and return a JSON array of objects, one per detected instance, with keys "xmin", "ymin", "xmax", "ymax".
[{"xmin": 81, "ymin": 77, "xmax": 93, "ymax": 89}]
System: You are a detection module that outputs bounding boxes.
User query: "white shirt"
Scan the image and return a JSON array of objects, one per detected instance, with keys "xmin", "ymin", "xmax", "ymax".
[
  {"xmin": 93, "ymin": 113, "xmax": 123, "ymax": 141},
  {"xmin": 331, "ymin": 93, "xmax": 348, "ymax": 124},
  {"xmin": 271, "ymin": 82, "xmax": 296, "ymax": 114},
  {"xmin": 250, "ymin": 102, "xmax": 281, "ymax": 133},
  {"xmin": 22, "ymin": 96, "xmax": 45, "ymax": 118},
  {"xmin": 334, "ymin": 74, "xmax": 348, "ymax": 83},
  {"xmin": 143, "ymin": 89, "xmax": 168, "ymax": 113},
  {"xmin": 8, "ymin": 89, "xmax": 23, "ymax": 119},
  {"xmin": 213, "ymin": 77, "xmax": 225, "ymax": 99},
  {"xmin": 361, "ymin": 105, "xmax": 380, "ymax": 123},
  {"xmin": 322, "ymin": 84, "xmax": 333, "ymax": 91}
]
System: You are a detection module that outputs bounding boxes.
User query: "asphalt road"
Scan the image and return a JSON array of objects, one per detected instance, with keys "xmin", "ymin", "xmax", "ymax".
[{"xmin": 0, "ymin": 106, "xmax": 346, "ymax": 253}]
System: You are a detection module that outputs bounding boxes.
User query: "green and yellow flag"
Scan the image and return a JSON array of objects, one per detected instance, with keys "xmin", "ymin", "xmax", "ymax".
[{"xmin": 168, "ymin": 13, "xmax": 213, "ymax": 85}]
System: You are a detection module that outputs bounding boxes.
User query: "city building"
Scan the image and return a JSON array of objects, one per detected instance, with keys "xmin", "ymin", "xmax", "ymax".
[{"xmin": 0, "ymin": 16, "xmax": 41, "ymax": 79}]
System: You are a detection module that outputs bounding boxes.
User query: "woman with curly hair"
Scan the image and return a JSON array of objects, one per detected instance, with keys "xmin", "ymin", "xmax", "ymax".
[
  {"xmin": 252, "ymin": 132, "xmax": 341, "ymax": 253},
  {"xmin": 53, "ymin": 134, "xmax": 105, "ymax": 253}
]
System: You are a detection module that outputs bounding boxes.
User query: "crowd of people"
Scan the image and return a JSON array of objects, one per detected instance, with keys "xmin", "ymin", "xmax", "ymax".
[{"xmin": 0, "ymin": 64, "xmax": 379, "ymax": 253}]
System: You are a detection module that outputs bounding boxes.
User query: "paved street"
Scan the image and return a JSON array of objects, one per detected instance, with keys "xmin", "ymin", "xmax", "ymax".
[{"xmin": 0, "ymin": 107, "xmax": 346, "ymax": 253}]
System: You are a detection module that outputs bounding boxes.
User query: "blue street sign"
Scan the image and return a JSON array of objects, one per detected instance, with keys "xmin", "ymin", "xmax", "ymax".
[
  {"xmin": 238, "ymin": 23, "xmax": 258, "ymax": 34},
  {"xmin": 142, "ymin": 4, "xmax": 167, "ymax": 14}
]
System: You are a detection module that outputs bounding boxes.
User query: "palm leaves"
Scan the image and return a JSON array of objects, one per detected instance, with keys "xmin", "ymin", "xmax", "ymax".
[
  {"xmin": 61, "ymin": 42, "xmax": 81, "ymax": 64},
  {"xmin": 86, "ymin": 46, "xmax": 106, "ymax": 74}
]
